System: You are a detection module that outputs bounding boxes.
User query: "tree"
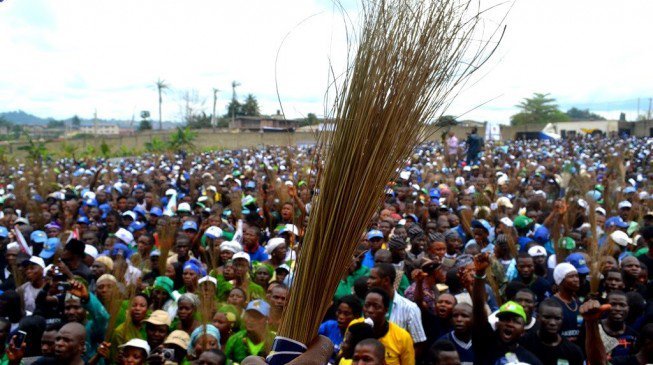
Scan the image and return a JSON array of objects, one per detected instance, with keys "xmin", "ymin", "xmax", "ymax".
[
  {"xmin": 155, "ymin": 78, "xmax": 170, "ymax": 130},
  {"xmin": 60, "ymin": 142, "xmax": 78, "ymax": 160},
  {"xmin": 18, "ymin": 135, "xmax": 49, "ymax": 162},
  {"xmin": 565, "ymin": 107, "xmax": 605, "ymax": 121},
  {"xmin": 437, "ymin": 115, "xmax": 458, "ymax": 127},
  {"xmin": 46, "ymin": 119, "xmax": 65, "ymax": 129},
  {"xmin": 241, "ymin": 94, "xmax": 260, "ymax": 116},
  {"xmin": 168, "ymin": 127, "xmax": 197, "ymax": 151},
  {"xmin": 145, "ymin": 137, "xmax": 167, "ymax": 153},
  {"xmin": 510, "ymin": 93, "xmax": 569, "ymax": 126},
  {"xmin": 226, "ymin": 100, "xmax": 242, "ymax": 118},
  {"xmin": 100, "ymin": 140, "xmax": 111, "ymax": 158},
  {"xmin": 71, "ymin": 115, "xmax": 82, "ymax": 129},
  {"xmin": 186, "ymin": 111, "xmax": 212, "ymax": 129},
  {"xmin": 139, "ymin": 110, "xmax": 152, "ymax": 131}
]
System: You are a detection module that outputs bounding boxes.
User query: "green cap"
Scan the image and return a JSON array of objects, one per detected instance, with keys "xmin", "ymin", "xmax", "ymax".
[
  {"xmin": 497, "ymin": 301, "xmax": 527, "ymax": 322},
  {"xmin": 559, "ymin": 236, "xmax": 576, "ymax": 250},
  {"xmin": 513, "ymin": 215, "xmax": 534, "ymax": 229},
  {"xmin": 222, "ymin": 231, "xmax": 235, "ymax": 241},
  {"xmin": 153, "ymin": 276, "xmax": 174, "ymax": 296}
]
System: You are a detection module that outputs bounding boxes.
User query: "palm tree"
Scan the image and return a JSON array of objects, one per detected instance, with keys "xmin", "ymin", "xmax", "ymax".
[
  {"xmin": 168, "ymin": 127, "xmax": 197, "ymax": 152},
  {"xmin": 155, "ymin": 78, "xmax": 170, "ymax": 130}
]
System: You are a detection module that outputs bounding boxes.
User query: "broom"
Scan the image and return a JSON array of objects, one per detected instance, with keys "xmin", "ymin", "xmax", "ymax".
[
  {"xmin": 157, "ymin": 220, "xmax": 179, "ymax": 275},
  {"xmin": 270, "ymin": 0, "xmax": 503, "ymax": 360}
]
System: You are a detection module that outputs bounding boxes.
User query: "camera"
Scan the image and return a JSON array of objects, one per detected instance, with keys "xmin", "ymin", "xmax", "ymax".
[
  {"xmin": 161, "ymin": 348, "xmax": 175, "ymax": 360},
  {"xmin": 57, "ymin": 282, "xmax": 72, "ymax": 292}
]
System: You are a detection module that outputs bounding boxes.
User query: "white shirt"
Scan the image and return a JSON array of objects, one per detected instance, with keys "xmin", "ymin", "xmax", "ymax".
[{"xmin": 390, "ymin": 291, "xmax": 427, "ymax": 343}]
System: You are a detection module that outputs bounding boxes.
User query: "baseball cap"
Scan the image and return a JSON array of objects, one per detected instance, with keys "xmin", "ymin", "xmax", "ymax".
[
  {"xmin": 513, "ymin": 215, "xmax": 534, "ymax": 229},
  {"xmin": 496, "ymin": 197, "xmax": 513, "ymax": 209},
  {"xmin": 279, "ymin": 224, "xmax": 299, "ymax": 236},
  {"xmin": 471, "ymin": 220, "xmax": 490, "ymax": 233},
  {"xmin": 0, "ymin": 227, "xmax": 8, "ymax": 238},
  {"xmin": 122, "ymin": 211, "xmax": 136, "ymax": 221},
  {"xmin": 129, "ymin": 221, "xmax": 146, "ymax": 232},
  {"xmin": 149, "ymin": 207, "xmax": 163, "ymax": 217},
  {"xmin": 177, "ymin": 203, "xmax": 191, "ymax": 213},
  {"xmin": 14, "ymin": 217, "xmax": 29, "ymax": 225},
  {"xmin": 276, "ymin": 264, "xmax": 291, "ymax": 273},
  {"xmin": 565, "ymin": 253, "xmax": 590, "ymax": 275},
  {"xmin": 499, "ymin": 217, "xmax": 513, "ymax": 228},
  {"xmin": 246, "ymin": 300, "xmax": 270, "ymax": 317},
  {"xmin": 527, "ymin": 245, "xmax": 547, "ymax": 257},
  {"xmin": 618, "ymin": 200, "xmax": 632, "ymax": 210},
  {"xmin": 203, "ymin": 226, "xmax": 222, "ymax": 240},
  {"xmin": 198, "ymin": 275, "xmax": 218, "ymax": 287},
  {"xmin": 182, "ymin": 220, "xmax": 198, "ymax": 232},
  {"xmin": 164, "ymin": 330, "xmax": 190, "ymax": 349},
  {"xmin": 165, "ymin": 188, "xmax": 177, "ymax": 196},
  {"xmin": 145, "ymin": 310, "xmax": 172, "ymax": 327},
  {"xmin": 84, "ymin": 244, "xmax": 99, "ymax": 259},
  {"xmin": 115, "ymin": 228, "xmax": 134, "ymax": 245},
  {"xmin": 21, "ymin": 256, "xmax": 46, "ymax": 270},
  {"xmin": 30, "ymin": 230, "xmax": 47, "ymax": 244},
  {"xmin": 497, "ymin": 301, "xmax": 527, "ymax": 322},
  {"xmin": 610, "ymin": 230, "xmax": 633, "ymax": 247},
  {"xmin": 366, "ymin": 229, "xmax": 384, "ymax": 240},
  {"xmin": 605, "ymin": 216, "xmax": 629, "ymax": 229},
  {"xmin": 76, "ymin": 216, "xmax": 90, "ymax": 225},
  {"xmin": 40, "ymin": 237, "xmax": 61, "ymax": 259},
  {"xmin": 232, "ymin": 252, "xmax": 250, "ymax": 264},
  {"xmin": 119, "ymin": 339, "xmax": 150, "ymax": 356}
]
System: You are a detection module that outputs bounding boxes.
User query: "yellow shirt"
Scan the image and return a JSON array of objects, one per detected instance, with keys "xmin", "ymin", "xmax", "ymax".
[{"xmin": 348, "ymin": 318, "xmax": 415, "ymax": 365}]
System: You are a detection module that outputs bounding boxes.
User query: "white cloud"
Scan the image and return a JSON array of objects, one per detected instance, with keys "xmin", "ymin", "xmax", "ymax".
[{"xmin": 1, "ymin": 0, "xmax": 651, "ymax": 123}]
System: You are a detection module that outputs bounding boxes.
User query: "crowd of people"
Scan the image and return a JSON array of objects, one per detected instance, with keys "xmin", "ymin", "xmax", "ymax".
[{"xmin": 0, "ymin": 130, "xmax": 651, "ymax": 365}]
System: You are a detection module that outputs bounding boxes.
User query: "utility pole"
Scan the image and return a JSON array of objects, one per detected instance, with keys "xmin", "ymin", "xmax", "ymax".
[
  {"xmin": 637, "ymin": 98, "xmax": 640, "ymax": 120},
  {"xmin": 231, "ymin": 81, "xmax": 240, "ymax": 128},
  {"xmin": 212, "ymin": 88, "xmax": 219, "ymax": 132},
  {"xmin": 648, "ymin": 98, "xmax": 652, "ymax": 120}
]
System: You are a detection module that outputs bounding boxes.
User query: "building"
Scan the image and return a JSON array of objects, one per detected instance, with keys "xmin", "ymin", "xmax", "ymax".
[
  {"xmin": 80, "ymin": 123, "xmax": 120, "ymax": 136},
  {"xmin": 503, "ymin": 119, "xmax": 653, "ymax": 140},
  {"xmin": 229, "ymin": 115, "xmax": 301, "ymax": 132}
]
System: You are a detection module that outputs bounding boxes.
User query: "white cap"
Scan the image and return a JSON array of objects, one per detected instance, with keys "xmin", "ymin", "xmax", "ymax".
[
  {"xmin": 177, "ymin": 202, "xmax": 191, "ymax": 213},
  {"xmin": 499, "ymin": 217, "xmax": 513, "ymax": 228},
  {"xmin": 553, "ymin": 263, "xmax": 577, "ymax": 285},
  {"xmin": 595, "ymin": 207, "xmax": 606, "ymax": 216},
  {"xmin": 455, "ymin": 177, "xmax": 465, "ymax": 186},
  {"xmin": 265, "ymin": 237, "xmax": 286, "ymax": 255},
  {"xmin": 165, "ymin": 188, "xmax": 177, "ymax": 196},
  {"xmin": 122, "ymin": 211, "xmax": 136, "ymax": 221},
  {"xmin": 232, "ymin": 251, "xmax": 250, "ymax": 263},
  {"xmin": 618, "ymin": 200, "xmax": 632, "ymax": 209},
  {"xmin": 204, "ymin": 226, "xmax": 223, "ymax": 239},
  {"xmin": 496, "ymin": 197, "xmax": 513, "ymax": 209},
  {"xmin": 119, "ymin": 338, "xmax": 150, "ymax": 356},
  {"xmin": 527, "ymin": 245, "xmax": 547, "ymax": 257},
  {"xmin": 23, "ymin": 256, "xmax": 46, "ymax": 270},
  {"xmin": 610, "ymin": 230, "xmax": 632, "ymax": 247},
  {"xmin": 115, "ymin": 228, "xmax": 134, "ymax": 245},
  {"xmin": 219, "ymin": 241, "xmax": 242, "ymax": 254},
  {"xmin": 198, "ymin": 275, "xmax": 218, "ymax": 287},
  {"xmin": 84, "ymin": 244, "xmax": 99, "ymax": 259}
]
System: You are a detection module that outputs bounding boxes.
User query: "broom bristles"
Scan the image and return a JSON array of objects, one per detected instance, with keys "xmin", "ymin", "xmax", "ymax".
[{"xmin": 277, "ymin": 0, "xmax": 502, "ymax": 344}]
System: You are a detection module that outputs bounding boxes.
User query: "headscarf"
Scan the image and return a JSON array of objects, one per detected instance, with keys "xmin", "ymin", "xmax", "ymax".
[
  {"xmin": 177, "ymin": 293, "xmax": 200, "ymax": 308},
  {"xmin": 188, "ymin": 324, "xmax": 221, "ymax": 356},
  {"xmin": 183, "ymin": 258, "xmax": 207, "ymax": 277}
]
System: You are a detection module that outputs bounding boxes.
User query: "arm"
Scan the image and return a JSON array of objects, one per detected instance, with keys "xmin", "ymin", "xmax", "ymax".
[
  {"xmin": 471, "ymin": 253, "xmax": 490, "ymax": 331},
  {"xmin": 580, "ymin": 299, "xmax": 609, "ymax": 365}
]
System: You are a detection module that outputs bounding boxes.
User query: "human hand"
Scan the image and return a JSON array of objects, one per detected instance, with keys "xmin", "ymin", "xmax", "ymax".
[
  {"xmin": 7, "ymin": 336, "xmax": 26, "ymax": 363},
  {"xmin": 69, "ymin": 279, "xmax": 90, "ymax": 301},
  {"xmin": 579, "ymin": 299, "xmax": 610, "ymax": 321},
  {"xmin": 97, "ymin": 341, "xmax": 111, "ymax": 358},
  {"xmin": 473, "ymin": 252, "xmax": 490, "ymax": 274}
]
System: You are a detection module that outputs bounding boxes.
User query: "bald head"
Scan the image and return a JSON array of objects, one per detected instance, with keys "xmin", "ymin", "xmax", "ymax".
[
  {"xmin": 374, "ymin": 249, "xmax": 392, "ymax": 264},
  {"xmin": 56, "ymin": 323, "xmax": 86, "ymax": 360}
]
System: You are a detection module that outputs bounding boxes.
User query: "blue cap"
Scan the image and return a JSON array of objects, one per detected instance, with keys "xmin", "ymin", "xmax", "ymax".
[
  {"xmin": 149, "ymin": 207, "xmax": 163, "ymax": 217},
  {"xmin": 605, "ymin": 216, "xmax": 629, "ymax": 229},
  {"xmin": 429, "ymin": 188, "xmax": 441, "ymax": 199},
  {"xmin": 111, "ymin": 243, "xmax": 132, "ymax": 259},
  {"xmin": 40, "ymin": 237, "xmax": 61, "ymax": 259},
  {"xmin": 133, "ymin": 206, "xmax": 147, "ymax": 218},
  {"xmin": 471, "ymin": 220, "xmax": 491, "ymax": 233},
  {"xmin": 533, "ymin": 225, "xmax": 550, "ymax": 244},
  {"xmin": 406, "ymin": 213, "xmax": 419, "ymax": 223},
  {"xmin": 0, "ymin": 227, "xmax": 8, "ymax": 238},
  {"xmin": 99, "ymin": 203, "xmax": 111, "ymax": 214},
  {"xmin": 245, "ymin": 181, "xmax": 256, "ymax": 189},
  {"xmin": 366, "ymin": 229, "xmax": 384, "ymax": 240},
  {"xmin": 182, "ymin": 220, "xmax": 198, "ymax": 231},
  {"xmin": 623, "ymin": 186, "xmax": 637, "ymax": 194},
  {"xmin": 129, "ymin": 221, "xmax": 146, "ymax": 232},
  {"xmin": 245, "ymin": 299, "xmax": 270, "ymax": 317},
  {"xmin": 30, "ymin": 230, "xmax": 48, "ymax": 244},
  {"xmin": 565, "ymin": 252, "xmax": 590, "ymax": 274},
  {"xmin": 77, "ymin": 216, "xmax": 90, "ymax": 225},
  {"xmin": 83, "ymin": 198, "xmax": 98, "ymax": 207}
]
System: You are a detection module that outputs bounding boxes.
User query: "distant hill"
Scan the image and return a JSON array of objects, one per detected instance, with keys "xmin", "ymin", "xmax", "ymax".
[{"xmin": 0, "ymin": 110, "xmax": 181, "ymax": 129}]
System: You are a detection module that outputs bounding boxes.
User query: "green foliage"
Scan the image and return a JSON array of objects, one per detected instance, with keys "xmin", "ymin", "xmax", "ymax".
[
  {"xmin": 437, "ymin": 115, "xmax": 458, "ymax": 127},
  {"xmin": 145, "ymin": 137, "xmax": 167, "ymax": 153},
  {"xmin": 565, "ymin": 107, "xmax": 605, "ymax": 121},
  {"xmin": 60, "ymin": 142, "xmax": 79, "ymax": 159},
  {"xmin": 299, "ymin": 113, "xmax": 319, "ymax": 127},
  {"xmin": 71, "ymin": 115, "xmax": 81, "ymax": 129},
  {"xmin": 226, "ymin": 100, "xmax": 242, "ymax": 117},
  {"xmin": 83, "ymin": 145, "xmax": 97, "ymax": 157},
  {"xmin": 216, "ymin": 117, "xmax": 229, "ymax": 128},
  {"xmin": 47, "ymin": 119, "xmax": 65, "ymax": 129},
  {"xmin": 18, "ymin": 135, "xmax": 49, "ymax": 162},
  {"xmin": 100, "ymin": 140, "xmax": 111, "ymax": 158},
  {"xmin": 241, "ymin": 94, "xmax": 260, "ymax": 116},
  {"xmin": 168, "ymin": 127, "xmax": 197, "ymax": 151},
  {"xmin": 138, "ymin": 120, "xmax": 153, "ymax": 131},
  {"xmin": 186, "ymin": 111, "xmax": 212, "ymax": 129},
  {"xmin": 71, "ymin": 133, "xmax": 95, "ymax": 140},
  {"xmin": 510, "ymin": 93, "xmax": 570, "ymax": 126}
]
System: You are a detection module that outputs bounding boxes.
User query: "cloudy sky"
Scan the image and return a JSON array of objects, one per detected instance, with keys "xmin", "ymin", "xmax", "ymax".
[{"xmin": 1, "ymin": 0, "xmax": 651, "ymax": 124}]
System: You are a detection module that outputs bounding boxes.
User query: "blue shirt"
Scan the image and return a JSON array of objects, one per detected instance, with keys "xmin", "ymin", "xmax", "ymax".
[
  {"xmin": 318, "ymin": 320, "xmax": 344, "ymax": 357},
  {"xmin": 518, "ymin": 236, "xmax": 534, "ymax": 252},
  {"xmin": 246, "ymin": 245, "xmax": 270, "ymax": 263},
  {"xmin": 362, "ymin": 250, "xmax": 375, "ymax": 269},
  {"xmin": 439, "ymin": 332, "xmax": 473, "ymax": 365}
]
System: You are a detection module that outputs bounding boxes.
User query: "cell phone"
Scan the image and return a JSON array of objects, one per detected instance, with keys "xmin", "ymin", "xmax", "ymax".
[
  {"xmin": 14, "ymin": 330, "xmax": 26, "ymax": 348},
  {"xmin": 57, "ymin": 282, "xmax": 72, "ymax": 292}
]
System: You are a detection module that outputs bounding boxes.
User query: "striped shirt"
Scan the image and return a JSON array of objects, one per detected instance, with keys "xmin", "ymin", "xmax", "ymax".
[{"xmin": 390, "ymin": 291, "xmax": 427, "ymax": 343}]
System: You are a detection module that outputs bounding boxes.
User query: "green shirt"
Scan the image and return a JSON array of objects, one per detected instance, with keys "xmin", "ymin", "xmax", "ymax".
[
  {"xmin": 224, "ymin": 329, "xmax": 276, "ymax": 364},
  {"xmin": 334, "ymin": 266, "xmax": 370, "ymax": 301}
]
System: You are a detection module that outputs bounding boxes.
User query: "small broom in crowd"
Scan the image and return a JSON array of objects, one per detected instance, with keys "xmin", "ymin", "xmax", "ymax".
[
  {"xmin": 271, "ymin": 0, "xmax": 503, "ymax": 361},
  {"xmin": 157, "ymin": 220, "xmax": 179, "ymax": 275}
]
